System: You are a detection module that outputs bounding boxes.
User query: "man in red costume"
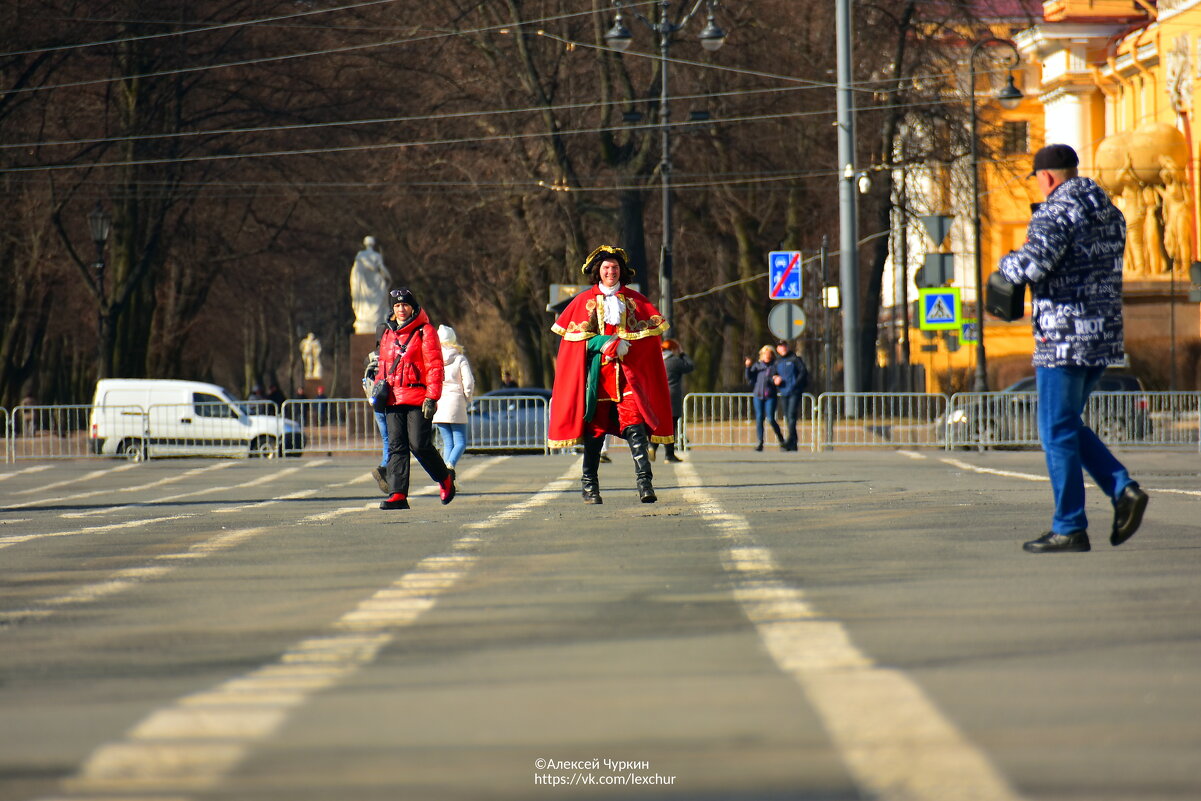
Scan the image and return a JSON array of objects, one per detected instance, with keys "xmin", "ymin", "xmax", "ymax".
[{"xmin": 548, "ymin": 245, "xmax": 674, "ymax": 504}]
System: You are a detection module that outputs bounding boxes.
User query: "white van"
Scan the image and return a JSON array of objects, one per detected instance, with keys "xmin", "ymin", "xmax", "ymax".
[{"xmin": 89, "ymin": 378, "xmax": 304, "ymax": 461}]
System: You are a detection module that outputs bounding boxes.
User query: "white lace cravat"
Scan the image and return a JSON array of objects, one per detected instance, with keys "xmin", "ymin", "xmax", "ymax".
[{"xmin": 597, "ymin": 283, "xmax": 623, "ymax": 326}]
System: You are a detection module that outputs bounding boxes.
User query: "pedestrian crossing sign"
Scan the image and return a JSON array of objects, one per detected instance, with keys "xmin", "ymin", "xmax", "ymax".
[
  {"xmin": 918, "ymin": 288, "xmax": 961, "ymax": 331},
  {"xmin": 961, "ymin": 319, "xmax": 979, "ymax": 344}
]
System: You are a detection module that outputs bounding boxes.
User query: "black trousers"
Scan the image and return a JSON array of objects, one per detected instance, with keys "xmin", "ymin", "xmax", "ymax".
[
  {"xmin": 385, "ymin": 404, "xmax": 450, "ymax": 495},
  {"xmin": 780, "ymin": 393, "xmax": 801, "ymax": 449}
]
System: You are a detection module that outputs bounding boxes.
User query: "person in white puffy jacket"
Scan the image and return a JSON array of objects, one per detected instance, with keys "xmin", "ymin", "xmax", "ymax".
[{"xmin": 432, "ymin": 325, "xmax": 475, "ymax": 468}]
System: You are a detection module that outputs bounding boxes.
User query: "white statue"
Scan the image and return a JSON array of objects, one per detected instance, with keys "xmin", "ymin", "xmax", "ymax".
[
  {"xmin": 300, "ymin": 332, "xmax": 323, "ymax": 379},
  {"xmin": 350, "ymin": 236, "xmax": 392, "ymax": 334}
]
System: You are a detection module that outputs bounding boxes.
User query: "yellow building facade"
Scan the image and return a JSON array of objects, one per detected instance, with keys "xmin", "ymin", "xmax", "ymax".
[{"xmin": 913, "ymin": 0, "xmax": 1201, "ymax": 393}]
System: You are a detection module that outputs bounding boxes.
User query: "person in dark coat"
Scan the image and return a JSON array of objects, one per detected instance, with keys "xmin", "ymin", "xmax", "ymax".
[
  {"xmin": 652, "ymin": 338, "xmax": 693, "ymax": 462},
  {"xmin": 773, "ymin": 340, "xmax": 809, "ymax": 451},
  {"xmin": 744, "ymin": 345, "xmax": 784, "ymax": 451}
]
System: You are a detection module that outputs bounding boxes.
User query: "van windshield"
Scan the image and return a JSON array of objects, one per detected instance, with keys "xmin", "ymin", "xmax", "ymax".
[{"xmin": 193, "ymin": 392, "xmax": 242, "ymax": 419}]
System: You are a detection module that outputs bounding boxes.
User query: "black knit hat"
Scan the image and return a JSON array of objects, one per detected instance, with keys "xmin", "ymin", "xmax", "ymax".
[{"xmin": 389, "ymin": 287, "xmax": 419, "ymax": 310}]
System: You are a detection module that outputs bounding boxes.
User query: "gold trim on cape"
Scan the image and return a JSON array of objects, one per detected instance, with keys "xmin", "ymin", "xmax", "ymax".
[
  {"xmin": 547, "ymin": 436, "xmax": 583, "ymax": 448},
  {"xmin": 551, "ymin": 291, "xmax": 668, "ymax": 340}
]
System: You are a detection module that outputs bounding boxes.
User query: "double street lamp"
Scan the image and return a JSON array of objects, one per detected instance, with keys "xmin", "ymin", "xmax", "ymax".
[
  {"xmin": 604, "ymin": 0, "xmax": 726, "ymax": 330},
  {"xmin": 968, "ymin": 38, "xmax": 1024, "ymax": 392}
]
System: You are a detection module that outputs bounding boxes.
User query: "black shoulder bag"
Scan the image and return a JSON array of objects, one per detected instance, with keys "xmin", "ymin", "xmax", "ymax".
[{"xmin": 370, "ymin": 329, "xmax": 419, "ymax": 408}]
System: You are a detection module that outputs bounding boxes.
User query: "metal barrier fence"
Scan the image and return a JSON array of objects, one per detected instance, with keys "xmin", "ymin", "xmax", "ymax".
[
  {"xmin": 1090, "ymin": 391, "xmax": 1200, "ymax": 448},
  {"xmin": 7, "ymin": 404, "xmax": 96, "ymax": 461},
  {"xmin": 816, "ymin": 392, "xmax": 948, "ymax": 449},
  {"xmin": 280, "ymin": 399, "xmax": 381, "ymax": 456},
  {"xmin": 465, "ymin": 394, "xmax": 550, "ymax": 454},
  {"xmin": 4, "ymin": 391, "xmax": 1198, "ymax": 461},
  {"xmin": 279, "ymin": 395, "xmax": 551, "ymax": 456},
  {"xmin": 680, "ymin": 393, "xmax": 817, "ymax": 450},
  {"xmin": 944, "ymin": 391, "xmax": 1038, "ymax": 449},
  {"xmin": 945, "ymin": 391, "xmax": 1201, "ymax": 450}
]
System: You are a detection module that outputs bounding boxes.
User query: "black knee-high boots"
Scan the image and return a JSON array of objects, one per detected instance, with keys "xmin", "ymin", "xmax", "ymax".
[
  {"xmin": 581, "ymin": 434, "xmax": 604, "ymax": 504},
  {"xmin": 623, "ymin": 424, "xmax": 657, "ymax": 503}
]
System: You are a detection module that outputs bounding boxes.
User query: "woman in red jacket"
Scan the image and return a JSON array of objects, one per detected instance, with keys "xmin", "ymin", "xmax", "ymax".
[{"xmin": 377, "ymin": 288, "xmax": 455, "ymax": 510}]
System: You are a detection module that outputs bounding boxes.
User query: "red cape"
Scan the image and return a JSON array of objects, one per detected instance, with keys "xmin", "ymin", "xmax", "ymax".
[{"xmin": 548, "ymin": 285, "xmax": 674, "ymax": 447}]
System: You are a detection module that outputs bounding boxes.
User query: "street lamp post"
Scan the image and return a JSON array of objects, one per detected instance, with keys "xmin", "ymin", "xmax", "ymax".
[
  {"xmin": 968, "ymin": 38, "xmax": 1023, "ymax": 392},
  {"xmin": 605, "ymin": 0, "xmax": 725, "ymax": 330},
  {"xmin": 87, "ymin": 202, "xmax": 112, "ymax": 376}
]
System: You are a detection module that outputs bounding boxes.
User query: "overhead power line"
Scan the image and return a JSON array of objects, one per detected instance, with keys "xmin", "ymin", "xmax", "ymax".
[
  {"xmin": 0, "ymin": 91, "xmax": 1013, "ymax": 176},
  {"xmin": 0, "ymin": 0, "xmax": 401, "ymax": 58}
]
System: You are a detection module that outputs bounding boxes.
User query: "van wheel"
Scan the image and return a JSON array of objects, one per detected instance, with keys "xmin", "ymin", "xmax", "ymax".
[
  {"xmin": 119, "ymin": 439, "xmax": 146, "ymax": 463},
  {"xmin": 250, "ymin": 435, "xmax": 279, "ymax": 459}
]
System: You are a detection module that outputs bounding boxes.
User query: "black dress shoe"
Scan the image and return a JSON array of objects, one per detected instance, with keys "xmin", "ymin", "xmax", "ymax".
[
  {"xmin": 371, "ymin": 466, "xmax": 388, "ymax": 494},
  {"xmin": 1023, "ymin": 530, "xmax": 1090, "ymax": 553},
  {"xmin": 1111, "ymin": 482, "xmax": 1148, "ymax": 546}
]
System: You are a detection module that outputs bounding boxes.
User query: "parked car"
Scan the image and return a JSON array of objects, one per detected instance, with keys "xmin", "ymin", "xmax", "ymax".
[
  {"xmin": 944, "ymin": 372, "xmax": 1151, "ymax": 448},
  {"xmin": 467, "ymin": 387, "xmax": 551, "ymax": 450},
  {"xmin": 89, "ymin": 378, "xmax": 304, "ymax": 461}
]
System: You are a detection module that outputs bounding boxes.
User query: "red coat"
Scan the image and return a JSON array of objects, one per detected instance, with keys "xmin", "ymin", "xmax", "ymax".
[
  {"xmin": 378, "ymin": 309, "xmax": 443, "ymax": 407},
  {"xmin": 548, "ymin": 284, "xmax": 674, "ymax": 447}
]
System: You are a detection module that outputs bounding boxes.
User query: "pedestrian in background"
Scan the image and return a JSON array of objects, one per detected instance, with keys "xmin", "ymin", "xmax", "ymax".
[
  {"xmin": 745, "ymin": 345, "xmax": 784, "ymax": 452},
  {"xmin": 500, "ymin": 371, "xmax": 518, "ymax": 389},
  {"xmin": 433, "ymin": 324, "xmax": 475, "ymax": 471},
  {"xmin": 364, "ymin": 316, "xmax": 399, "ymax": 494},
  {"xmin": 377, "ymin": 288, "xmax": 456, "ymax": 510},
  {"xmin": 363, "ymin": 346, "xmax": 389, "ymax": 493},
  {"xmin": 996, "ymin": 143, "xmax": 1148, "ymax": 553},
  {"xmin": 652, "ymin": 338, "xmax": 693, "ymax": 462},
  {"xmin": 314, "ymin": 385, "xmax": 328, "ymax": 425},
  {"xmin": 772, "ymin": 340, "xmax": 809, "ymax": 451}
]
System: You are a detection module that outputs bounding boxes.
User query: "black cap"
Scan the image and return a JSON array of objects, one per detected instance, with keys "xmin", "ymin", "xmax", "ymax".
[
  {"xmin": 1029, "ymin": 144, "xmax": 1079, "ymax": 177},
  {"xmin": 389, "ymin": 287, "xmax": 419, "ymax": 310}
]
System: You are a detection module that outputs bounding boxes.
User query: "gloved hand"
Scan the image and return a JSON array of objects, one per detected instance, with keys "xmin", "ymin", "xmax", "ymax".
[{"xmin": 421, "ymin": 398, "xmax": 437, "ymax": 420}]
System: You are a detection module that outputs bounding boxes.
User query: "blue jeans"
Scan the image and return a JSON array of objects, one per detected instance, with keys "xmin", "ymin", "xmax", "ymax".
[
  {"xmin": 752, "ymin": 396, "xmax": 783, "ymax": 446},
  {"xmin": 374, "ymin": 411, "xmax": 388, "ymax": 467},
  {"xmin": 435, "ymin": 422, "xmax": 468, "ymax": 467},
  {"xmin": 1036, "ymin": 365, "xmax": 1133, "ymax": 534}
]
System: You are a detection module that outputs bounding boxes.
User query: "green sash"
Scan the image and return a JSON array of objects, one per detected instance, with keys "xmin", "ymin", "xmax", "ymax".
[{"xmin": 583, "ymin": 335, "xmax": 614, "ymax": 422}]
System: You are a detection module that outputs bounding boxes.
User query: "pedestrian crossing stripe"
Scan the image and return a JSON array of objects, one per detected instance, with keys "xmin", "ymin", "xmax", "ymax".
[{"xmin": 918, "ymin": 288, "xmax": 961, "ymax": 331}]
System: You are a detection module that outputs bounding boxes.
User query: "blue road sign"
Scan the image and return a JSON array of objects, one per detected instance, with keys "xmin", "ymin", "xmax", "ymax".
[
  {"xmin": 768, "ymin": 251, "xmax": 803, "ymax": 300},
  {"xmin": 961, "ymin": 319, "xmax": 979, "ymax": 344},
  {"xmin": 918, "ymin": 288, "xmax": 960, "ymax": 331}
]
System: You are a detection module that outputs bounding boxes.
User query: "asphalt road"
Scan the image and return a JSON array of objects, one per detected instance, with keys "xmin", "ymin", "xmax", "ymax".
[{"xmin": 1, "ymin": 447, "xmax": 1199, "ymax": 801}]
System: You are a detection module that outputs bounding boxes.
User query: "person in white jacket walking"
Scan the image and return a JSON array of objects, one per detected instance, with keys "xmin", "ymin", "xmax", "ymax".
[{"xmin": 433, "ymin": 325, "xmax": 475, "ymax": 469}]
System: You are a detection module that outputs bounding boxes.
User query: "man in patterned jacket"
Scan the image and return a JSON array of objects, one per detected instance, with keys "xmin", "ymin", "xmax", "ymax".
[{"xmin": 997, "ymin": 144, "xmax": 1148, "ymax": 554}]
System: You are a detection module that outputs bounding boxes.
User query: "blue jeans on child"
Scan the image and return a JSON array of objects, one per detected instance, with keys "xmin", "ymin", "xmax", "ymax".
[
  {"xmin": 1036, "ymin": 365, "xmax": 1133, "ymax": 534},
  {"xmin": 374, "ymin": 411, "xmax": 388, "ymax": 468},
  {"xmin": 435, "ymin": 422, "xmax": 468, "ymax": 467}
]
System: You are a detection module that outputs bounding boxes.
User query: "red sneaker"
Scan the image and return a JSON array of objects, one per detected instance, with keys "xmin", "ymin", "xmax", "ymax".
[
  {"xmin": 380, "ymin": 493, "xmax": 409, "ymax": 510},
  {"xmin": 439, "ymin": 469, "xmax": 456, "ymax": 505}
]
